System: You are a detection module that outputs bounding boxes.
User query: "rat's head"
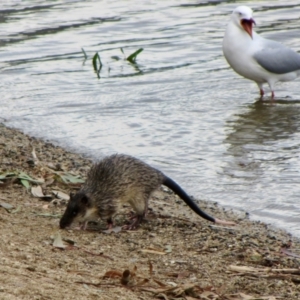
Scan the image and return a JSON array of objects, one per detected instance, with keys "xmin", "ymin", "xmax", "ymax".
[{"xmin": 59, "ymin": 191, "xmax": 97, "ymax": 229}]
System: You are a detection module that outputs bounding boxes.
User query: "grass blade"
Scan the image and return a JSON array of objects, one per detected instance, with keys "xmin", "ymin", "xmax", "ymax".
[
  {"xmin": 0, "ymin": 172, "xmax": 16, "ymax": 180},
  {"xmin": 20, "ymin": 179, "xmax": 30, "ymax": 189},
  {"xmin": 59, "ymin": 173, "xmax": 85, "ymax": 184},
  {"xmin": 127, "ymin": 48, "xmax": 143, "ymax": 63},
  {"xmin": 81, "ymin": 48, "xmax": 88, "ymax": 59},
  {"xmin": 18, "ymin": 172, "xmax": 44, "ymax": 184},
  {"xmin": 120, "ymin": 47, "xmax": 127, "ymax": 59},
  {"xmin": 92, "ymin": 52, "xmax": 103, "ymax": 78}
]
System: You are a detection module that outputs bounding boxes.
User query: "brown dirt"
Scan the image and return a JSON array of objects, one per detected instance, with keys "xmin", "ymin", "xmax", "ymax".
[{"xmin": 1, "ymin": 123, "xmax": 300, "ymax": 300}]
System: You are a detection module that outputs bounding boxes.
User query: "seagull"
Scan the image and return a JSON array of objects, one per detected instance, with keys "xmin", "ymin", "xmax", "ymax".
[{"xmin": 222, "ymin": 6, "xmax": 300, "ymax": 98}]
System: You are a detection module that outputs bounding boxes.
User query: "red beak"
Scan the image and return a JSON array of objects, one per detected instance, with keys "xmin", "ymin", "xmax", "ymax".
[{"xmin": 241, "ymin": 18, "xmax": 255, "ymax": 39}]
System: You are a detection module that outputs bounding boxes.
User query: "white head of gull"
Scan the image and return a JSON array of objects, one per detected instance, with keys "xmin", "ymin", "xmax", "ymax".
[{"xmin": 222, "ymin": 6, "xmax": 300, "ymax": 99}]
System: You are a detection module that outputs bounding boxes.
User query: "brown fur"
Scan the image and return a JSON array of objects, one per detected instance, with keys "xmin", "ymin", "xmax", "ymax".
[{"xmin": 60, "ymin": 154, "xmax": 165, "ymax": 229}]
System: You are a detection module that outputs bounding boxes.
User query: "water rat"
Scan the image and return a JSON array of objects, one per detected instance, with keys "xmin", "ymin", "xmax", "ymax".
[{"xmin": 60, "ymin": 154, "xmax": 235, "ymax": 230}]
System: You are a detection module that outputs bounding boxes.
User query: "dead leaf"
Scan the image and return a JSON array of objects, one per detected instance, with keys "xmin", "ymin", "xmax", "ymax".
[
  {"xmin": 0, "ymin": 202, "xmax": 14, "ymax": 211},
  {"xmin": 102, "ymin": 226, "xmax": 122, "ymax": 234},
  {"xmin": 164, "ymin": 245, "xmax": 172, "ymax": 253},
  {"xmin": 31, "ymin": 145, "xmax": 39, "ymax": 165},
  {"xmin": 173, "ymin": 284, "xmax": 196, "ymax": 297},
  {"xmin": 31, "ymin": 186, "xmax": 45, "ymax": 197},
  {"xmin": 52, "ymin": 190, "xmax": 70, "ymax": 201},
  {"xmin": 135, "ymin": 278, "xmax": 149, "ymax": 287},
  {"xmin": 44, "ymin": 177, "xmax": 55, "ymax": 187},
  {"xmin": 52, "ymin": 232, "xmax": 66, "ymax": 249},
  {"xmin": 199, "ymin": 290, "xmax": 219, "ymax": 300},
  {"xmin": 166, "ymin": 281, "xmax": 177, "ymax": 287},
  {"xmin": 103, "ymin": 270, "xmax": 123, "ymax": 279},
  {"xmin": 156, "ymin": 293, "xmax": 169, "ymax": 300},
  {"xmin": 229, "ymin": 265, "xmax": 259, "ymax": 273},
  {"xmin": 153, "ymin": 278, "xmax": 168, "ymax": 287},
  {"xmin": 31, "ymin": 186, "xmax": 52, "ymax": 200}
]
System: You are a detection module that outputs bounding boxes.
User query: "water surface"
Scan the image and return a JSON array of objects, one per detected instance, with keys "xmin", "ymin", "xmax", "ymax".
[{"xmin": 1, "ymin": 0, "xmax": 300, "ymax": 235}]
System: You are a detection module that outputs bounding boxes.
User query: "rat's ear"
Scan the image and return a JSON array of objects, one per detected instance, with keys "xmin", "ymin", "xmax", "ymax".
[{"xmin": 70, "ymin": 192, "xmax": 75, "ymax": 199}]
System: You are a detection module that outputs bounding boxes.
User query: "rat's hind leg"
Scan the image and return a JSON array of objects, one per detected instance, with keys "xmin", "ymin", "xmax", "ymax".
[
  {"xmin": 107, "ymin": 217, "xmax": 114, "ymax": 229},
  {"xmin": 122, "ymin": 193, "xmax": 149, "ymax": 230}
]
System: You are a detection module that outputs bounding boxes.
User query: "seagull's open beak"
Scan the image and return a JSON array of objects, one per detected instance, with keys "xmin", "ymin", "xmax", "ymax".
[{"xmin": 241, "ymin": 18, "xmax": 256, "ymax": 39}]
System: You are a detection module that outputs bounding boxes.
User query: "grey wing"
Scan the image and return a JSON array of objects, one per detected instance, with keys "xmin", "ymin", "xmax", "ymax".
[{"xmin": 253, "ymin": 39, "xmax": 300, "ymax": 74}]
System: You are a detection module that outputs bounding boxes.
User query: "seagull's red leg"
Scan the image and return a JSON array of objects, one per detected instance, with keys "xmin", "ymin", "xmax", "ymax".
[
  {"xmin": 271, "ymin": 91, "xmax": 275, "ymax": 99},
  {"xmin": 259, "ymin": 88, "xmax": 264, "ymax": 100},
  {"xmin": 260, "ymin": 89, "xmax": 264, "ymax": 97}
]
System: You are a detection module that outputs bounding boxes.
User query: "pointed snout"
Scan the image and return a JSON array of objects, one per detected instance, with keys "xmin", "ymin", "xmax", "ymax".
[{"xmin": 59, "ymin": 212, "xmax": 72, "ymax": 229}]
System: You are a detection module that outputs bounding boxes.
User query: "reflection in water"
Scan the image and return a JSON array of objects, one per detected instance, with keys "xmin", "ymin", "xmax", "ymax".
[
  {"xmin": 222, "ymin": 100, "xmax": 300, "ymax": 235},
  {"xmin": 224, "ymin": 100, "xmax": 300, "ymax": 180}
]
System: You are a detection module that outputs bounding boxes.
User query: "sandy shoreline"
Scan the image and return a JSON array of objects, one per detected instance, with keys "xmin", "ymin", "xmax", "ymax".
[{"xmin": 1, "ymin": 123, "xmax": 300, "ymax": 299}]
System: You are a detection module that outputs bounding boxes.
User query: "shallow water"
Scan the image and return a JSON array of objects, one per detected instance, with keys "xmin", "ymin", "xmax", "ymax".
[{"xmin": 1, "ymin": 0, "xmax": 300, "ymax": 235}]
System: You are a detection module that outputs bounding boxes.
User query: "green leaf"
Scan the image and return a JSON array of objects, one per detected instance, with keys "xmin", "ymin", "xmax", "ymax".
[
  {"xmin": 0, "ymin": 172, "xmax": 16, "ymax": 180},
  {"xmin": 20, "ymin": 179, "xmax": 30, "ymax": 189},
  {"xmin": 81, "ymin": 48, "xmax": 88, "ymax": 59},
  {"xmin": 127, "ymin": 48, "xmax": 143, "ymax": 63},
  {"xmin": 120, "ymin": 47, "xmax": 126, "ymax": 59},
  {"xmin": 59, "ymin": 173, "xmax": 85, "ymax": 184},
  {"xmin": 92, "ymin": 52, "xmax": 102, "ymax": 79},
  {"xmin": 11, "ymin": 206, "xmax": 21, "ymax": 214},
  {"xmin": 18, "ymin": 172, "xmax": 44, "ymax": 184},
  {"xmin": 18, "ymin": 172, "xmax": 34, "ymax": 180}
]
